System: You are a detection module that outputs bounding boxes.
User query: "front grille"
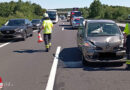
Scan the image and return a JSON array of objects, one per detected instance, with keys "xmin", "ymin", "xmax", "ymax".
[
  {"xmin": 1, "ymin": 30, "xmax": 15, "ymax": 34},
  {"xmin": 50, "ymin": 18, "xmax": 56, "ymax": 20}
]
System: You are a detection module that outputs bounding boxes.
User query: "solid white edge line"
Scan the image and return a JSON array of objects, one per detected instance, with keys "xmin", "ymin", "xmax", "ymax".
[
  {"xmin": 0, "ymin": 42, "xmax": 11, "ymax": 48},
  {"xmin": 45, "ymin": 46, "xmax": 61, "ymax": 90}
]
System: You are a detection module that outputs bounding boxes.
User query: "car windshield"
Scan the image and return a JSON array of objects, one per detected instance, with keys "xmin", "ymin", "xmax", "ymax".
[
  {"xmin": 48, "ymin": 13, "xmax": 56, "ymax": 19},
  {"xmin": 87, "ymin": 22, "xmax": 121, "ymax": 36},
  {"xmin": 6, "ymin": 20, "xmax": 25, "ymax": 26},
  {"xmin": 31, "ymin": 20, "xmax": 40, "ymax": 24}
]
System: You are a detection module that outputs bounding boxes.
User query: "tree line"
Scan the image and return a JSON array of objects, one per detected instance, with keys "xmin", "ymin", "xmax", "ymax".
[
  {"xmin": 58, "ymin": 0, "xmax": 130, "ymax": 21},
  {"xmin": 0, "ymin": 0, "xmax": 46, "ymax": 27}
]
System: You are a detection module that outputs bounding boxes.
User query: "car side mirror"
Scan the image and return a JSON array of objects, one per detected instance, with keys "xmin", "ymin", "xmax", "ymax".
[{"xmin": 2, "ymin": 24, "xmax": 5, "ymax": 26}]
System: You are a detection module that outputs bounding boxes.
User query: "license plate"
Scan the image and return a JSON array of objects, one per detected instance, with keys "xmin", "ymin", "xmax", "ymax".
[{"xmin": 6, "ymin": 31, "xmax": 10, "ymax": 33}]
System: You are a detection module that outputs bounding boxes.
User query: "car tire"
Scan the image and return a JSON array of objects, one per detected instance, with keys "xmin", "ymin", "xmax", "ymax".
[
  {"xmin": 82, "ymin": 55, "xmax": 88, "ymax": 66},
  {"xmin": 30, "ymin": 32, "xmax": 33, "ymax": 37},
  {"xmin": 21, "ymin": 32, "xmax": 27, "ymax": 41}
]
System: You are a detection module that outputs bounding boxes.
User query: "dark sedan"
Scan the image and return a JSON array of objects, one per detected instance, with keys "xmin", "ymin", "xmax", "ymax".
[
  {"xmin": 0, "ymin": 19, "xmax": 33, "ymax": 41},
  {"xmin": 31, "ymin": 19, "xmax": 42, "ymax": 30},
  {"xmin": 77, "ymin": 20, "xmax": 126, "ymax": 65}
]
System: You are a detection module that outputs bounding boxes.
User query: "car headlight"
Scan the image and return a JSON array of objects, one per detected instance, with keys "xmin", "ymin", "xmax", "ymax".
[
  {"xmin": 15, "ymin": 29, "xmax": 24, "ymax": 32},
  {"xmin": 36, "ymin": 24, "xmax": 40, "ymax": 26},
  {"xmin": 83, "ymin": 41, "xmax": 96, "ymax": 49}
]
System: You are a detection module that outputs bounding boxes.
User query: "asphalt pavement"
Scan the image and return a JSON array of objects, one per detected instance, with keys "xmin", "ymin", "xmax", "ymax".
[{"xmin": 0, "ymin": 20, "xmax": 130, "ymax": 90}]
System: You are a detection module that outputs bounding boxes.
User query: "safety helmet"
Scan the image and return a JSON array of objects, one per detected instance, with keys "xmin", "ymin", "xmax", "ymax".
[{"xmin": 43, "ymin": 13, "xmax": 49, "ymax": 18}]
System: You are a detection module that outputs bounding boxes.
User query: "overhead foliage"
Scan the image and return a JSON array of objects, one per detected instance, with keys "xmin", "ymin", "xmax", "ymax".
[{"xmin": 0, "ymin": 0, "xmax": 46, "ymax": 26}]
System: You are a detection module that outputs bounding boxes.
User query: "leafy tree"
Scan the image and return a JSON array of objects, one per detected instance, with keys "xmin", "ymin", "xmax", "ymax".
[{"xmin": 89, "ymin": 0, "xmax": 102, "ymax": 18}]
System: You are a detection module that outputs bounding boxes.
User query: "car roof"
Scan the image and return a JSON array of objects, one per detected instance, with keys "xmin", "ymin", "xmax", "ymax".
[
  {"xmin": 32, "ymin": 19, "xmax": 41, "ymax": 21},
  {"xmin": 10, "ymin": 19, "xmax": 26, "ymax": 21},
  {"xmin": 86, "ymin": 19, "xmax": 115, "ymax": 23}
]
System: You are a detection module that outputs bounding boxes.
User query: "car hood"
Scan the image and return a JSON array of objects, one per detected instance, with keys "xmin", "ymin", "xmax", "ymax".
[
  {"xmin": 87, "ymin": 35, "xmax": 122, "ymax": 48},
  {"xmin": 32, "ymin": 23, "xmax": 40, "ymax": 25},
  {"xmin": 0, "ymin": 26, "xmax": 24, "ymax": 31}
]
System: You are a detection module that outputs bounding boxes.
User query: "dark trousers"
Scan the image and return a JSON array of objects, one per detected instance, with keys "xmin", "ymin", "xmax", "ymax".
[
  {"xmin": 43, "ymin": 34, "xmax": 51, "ymax": 46},
  {"xmin": 126, "ymin": 35, "xmax": 130, "ymax": 60}
]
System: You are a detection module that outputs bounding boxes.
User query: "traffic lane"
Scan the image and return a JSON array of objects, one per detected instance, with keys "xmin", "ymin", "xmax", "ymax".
[
  {"xmin": 54, "ymin": 21, "xmax": 130, "ymax": 90},
  {"xmin": 0, "ymin": 23, "xmax": 60, "ymax": 90}
]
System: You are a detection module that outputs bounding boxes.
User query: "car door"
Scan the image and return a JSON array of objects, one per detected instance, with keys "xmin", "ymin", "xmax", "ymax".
[{"xmin": 26, "ymin": 19, "xmax": 32, "ymax": 35}]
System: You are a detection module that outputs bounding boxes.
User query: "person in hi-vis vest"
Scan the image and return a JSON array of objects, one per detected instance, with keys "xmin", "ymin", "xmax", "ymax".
[
  {"xmin": 124, "ymin": 22, "xmax": 130, "ymax": 69},
  {"xmin": 38, "ymin": 13, "xmax": 53, "ymax": 52}
]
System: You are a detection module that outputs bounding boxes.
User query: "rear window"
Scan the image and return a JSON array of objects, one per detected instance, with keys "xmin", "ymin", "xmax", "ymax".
[
  {"xmin": 7, "ymin": 20, "xmax": 25, "ymax": 26},
  {"xmin": 31, "ymin": 20, "xmax": 40, "ymax": 23},
  {"xmin": 71, "ymin": 11, "xmax": 81, "ymax": 16},
  {"xmin": 87, "ymin": 22, "xmax": 121, "ymax": 36}
]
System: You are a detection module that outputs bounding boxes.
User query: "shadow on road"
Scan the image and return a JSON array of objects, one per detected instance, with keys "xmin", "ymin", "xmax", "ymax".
[
  {"xmin": 59, "ymin": 47, "xmax": 83, "ymax": 68},
  {"xmin": 59, "ymin": 25, "xmax": 71, "ymax": 27},
  {"xmin": 13, "ymin": 49, "xmax": 46, "ymax": 53},
  {"xmin": 59, "ymin": 47, "xmax": 127, "ymax": 71}
]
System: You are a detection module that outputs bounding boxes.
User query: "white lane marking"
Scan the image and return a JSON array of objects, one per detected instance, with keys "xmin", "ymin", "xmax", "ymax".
[
  {"xmin": 62, "ymin": 27, "xmax": 64, "ymax": 31},
  {"xmin": 45, "ymin": 46, "xmax": 61, "ymax": 90},
  {"xmin": 0, "ymin": 42, "xmax": 11, "ymax": 48}
]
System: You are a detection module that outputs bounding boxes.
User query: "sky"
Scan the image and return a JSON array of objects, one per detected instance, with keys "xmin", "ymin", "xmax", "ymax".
[{"xmin": 0, "ymin": 0, "xmax": 130, "ymax": 9}]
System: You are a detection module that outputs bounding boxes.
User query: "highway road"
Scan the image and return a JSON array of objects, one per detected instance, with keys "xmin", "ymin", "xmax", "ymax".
[{"xmin": 0, "ymin": 20, "xmax": 130, "ymax": 90}]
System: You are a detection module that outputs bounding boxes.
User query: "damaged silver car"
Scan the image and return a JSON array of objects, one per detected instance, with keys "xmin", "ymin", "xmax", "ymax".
[{"xmin": 77, "ymin": 20, "xmax": 126, "ymax": 65}]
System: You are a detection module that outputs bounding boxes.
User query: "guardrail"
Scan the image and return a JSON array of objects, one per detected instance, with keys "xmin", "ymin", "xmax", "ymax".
[{"xmin": 119, "ymin": 20, "xmax": 130, "ymax": 23}]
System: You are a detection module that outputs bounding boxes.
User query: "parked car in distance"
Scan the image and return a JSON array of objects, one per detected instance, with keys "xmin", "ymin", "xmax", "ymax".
[
  {"xmin": 72, "ymin": 17, "xmax": 84, "ymax": 29},
  {"xmin": 77, "ymin": 20, "xmax": 126, "ymax": 65},
  {"xmin": 60, "ymin": 15, "xmax": 66, "ymax": 20},
  {"xmin": 67, "ymin": 12, "xmax": 71, "ymax": 22},
  {"xmin": 70, "ymin": 11, "xmax": 82, "ymax": 25},
  {"xmin": 0, "ymin": 19, "xmax": 33, "ymax": 41},
  {"xmin": 31, "ymin": 19, "xmax": 42, "ymax": 30}
]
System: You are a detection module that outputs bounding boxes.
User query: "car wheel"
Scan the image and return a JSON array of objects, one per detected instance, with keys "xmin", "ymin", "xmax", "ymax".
[
  {"xmin": 21, "ymin": 32, "xmax": 27, "ymax": 41},
  {"xmin": 30, "ymin": 33, "xmax": 33, "ymax": 37},
  {"xmin": 72, "ymin": 26, "xmax": 74, "ymax": 29},
  {"xmin": 82, "ymin": 55, "xmax": 88, "ymax": 66}
]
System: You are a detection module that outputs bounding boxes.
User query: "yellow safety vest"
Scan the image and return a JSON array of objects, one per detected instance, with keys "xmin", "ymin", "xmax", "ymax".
[
  {"xmin": 124, "ymin": 23, "xmax": 130, "ymax": 35},
  {"xmin": 42, "ymin": 20, "xmax": 53, "ymax": 34}
]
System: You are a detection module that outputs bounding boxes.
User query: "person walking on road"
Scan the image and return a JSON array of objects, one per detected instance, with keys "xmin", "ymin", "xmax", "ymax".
[
  {"xmin": 38, "ymin": 13, "xmax": 53, "ymax": 52},
  {"xmin": 124, "ymin": 22, "xmax": 130, "ymax": 69}
]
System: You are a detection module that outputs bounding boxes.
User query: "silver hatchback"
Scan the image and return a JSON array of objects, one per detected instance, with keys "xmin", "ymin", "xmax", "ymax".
[{"xmin": 77, "ymin": 20, "xmax": 126, "ymax": 65}]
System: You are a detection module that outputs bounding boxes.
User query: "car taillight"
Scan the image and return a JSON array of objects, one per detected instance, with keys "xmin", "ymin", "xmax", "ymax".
[
  {"xmin": 76, "ymin": 18, "xmax": 80, "ymax": 20},
  {"xmin": 72, "ymin": 12, "xmax": 75, "ymax": 15}
]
